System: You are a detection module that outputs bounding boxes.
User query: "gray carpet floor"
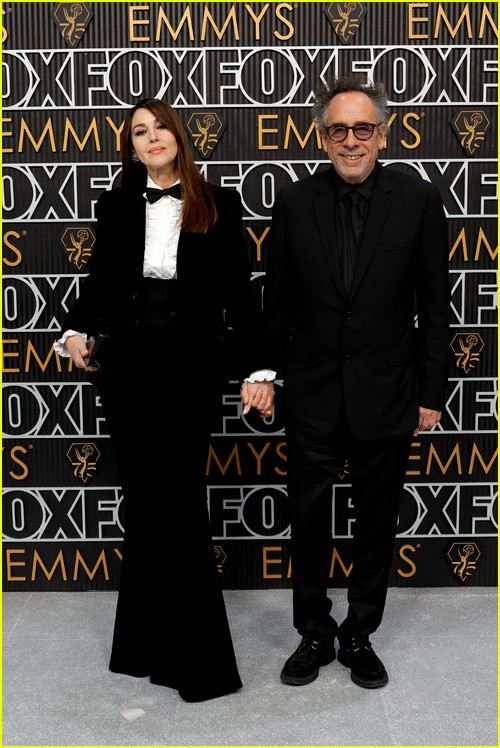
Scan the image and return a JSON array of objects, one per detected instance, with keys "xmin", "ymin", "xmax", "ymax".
[{"xmin": 2, "ymin": 587, "xmax": 498, "ymax": 747}]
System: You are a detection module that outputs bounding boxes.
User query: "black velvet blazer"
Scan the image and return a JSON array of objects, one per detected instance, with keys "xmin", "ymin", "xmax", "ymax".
[
  {"xmin": 62, "ymin": 182, "xmax": 267, "ymax": 381},
  {"xmin": 264, "ymin": 163, "xmax": 451, "ymax": 439}
]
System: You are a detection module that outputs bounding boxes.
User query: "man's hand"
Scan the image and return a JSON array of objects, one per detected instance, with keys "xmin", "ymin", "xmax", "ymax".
[
  {"xmin": 240, "ymin": 380, "xmax": 275, "ymax": 418},
  {"xmin": 413, "ymin": 406, "xmax": 442, "ymax": 436},
  {"xmin": 65, "ymin": 335, "xmax": 100, "ymax": 372}
]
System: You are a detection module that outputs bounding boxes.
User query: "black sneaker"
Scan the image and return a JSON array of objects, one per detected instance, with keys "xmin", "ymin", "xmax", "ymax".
[
  {"xmin": 337, "ymin": 636, "xmax": 388, "ymax": 688},
  {"xmin": 280, "ymin": 637, "xmax": 336, "ymax": 685}
]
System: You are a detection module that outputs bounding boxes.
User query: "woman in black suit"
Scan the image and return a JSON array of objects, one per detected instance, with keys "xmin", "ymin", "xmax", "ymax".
[{"xmin": 54, "ymin": 98, "xmax": 275, "ymax": 702}]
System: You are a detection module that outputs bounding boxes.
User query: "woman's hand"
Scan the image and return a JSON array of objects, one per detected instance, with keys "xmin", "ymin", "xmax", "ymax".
[
  {"xmin": 240, "ymin": 381, "xmax": 275, "ymax": 419},
  {"xmin": 65, "ymin": 335, "xmax": 100, "ymax": 372}
]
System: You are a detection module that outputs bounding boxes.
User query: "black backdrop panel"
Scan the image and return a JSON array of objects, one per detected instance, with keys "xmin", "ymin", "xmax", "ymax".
[{"xmin": 2, "ymin": 2, "xmax": 497, "ymax": 590}]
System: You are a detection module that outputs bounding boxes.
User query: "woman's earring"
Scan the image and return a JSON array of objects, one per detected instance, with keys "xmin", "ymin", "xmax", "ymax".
[{"xmin": 131, "ymin": 153, "xmax": 139, "ymax": 162}]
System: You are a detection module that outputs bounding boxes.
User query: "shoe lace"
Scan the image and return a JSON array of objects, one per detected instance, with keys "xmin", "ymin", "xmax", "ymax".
[
  {"xmin": 299, "ymin": 637, "xmax": 321, "ymax": 652},
  {"xmin": 346, "ymin": 637, "xmax": 372, "ymax": 653}
]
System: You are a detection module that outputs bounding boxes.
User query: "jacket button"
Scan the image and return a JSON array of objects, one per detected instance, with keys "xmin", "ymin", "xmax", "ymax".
[
  {"xmin": 169, "ymin": 310, "xmax": 176, "ymax": 318},
  {"xmin": 131, "ymin": 292, "xmax": 139, "ymax": 300},
  {"xmin": 343, "ymin": 354, "xmax": 351, "ymax": 364}
]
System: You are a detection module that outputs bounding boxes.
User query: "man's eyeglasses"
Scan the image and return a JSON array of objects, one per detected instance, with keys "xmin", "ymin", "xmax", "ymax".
[{"xmin": 324, "ymin": 123, "xmax": 381, "ymax": 143}]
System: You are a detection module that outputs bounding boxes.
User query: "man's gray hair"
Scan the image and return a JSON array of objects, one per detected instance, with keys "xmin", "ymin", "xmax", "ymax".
[{"xmin": 312, "ymin": 75, "xmax": 389, "ymax": 129}]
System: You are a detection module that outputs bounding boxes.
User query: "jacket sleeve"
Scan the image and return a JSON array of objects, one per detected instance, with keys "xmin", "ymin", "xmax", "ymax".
[
  {"xmin": 61, "ymin": 190, "xmax": 116, "ymax": 337},
  {"xmin": 262, "ymin": 188, "xmax": 298, "ymax": 376},
  {"xmin": 415, "ymin": 183, "xmax": 451, "ymax": 410},
  {"xmin": 215, "ymin": 187, "xmax": 271, "ymax": 379}
]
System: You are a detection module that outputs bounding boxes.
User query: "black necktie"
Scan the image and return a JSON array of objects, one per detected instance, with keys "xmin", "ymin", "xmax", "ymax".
[
  {"xmin": 145, "ymin": 184, "xmax": 182, "ymax": 203},
  {"xmin": 342, "ymin": 189, "xmax": 364, "ymax": 291}
]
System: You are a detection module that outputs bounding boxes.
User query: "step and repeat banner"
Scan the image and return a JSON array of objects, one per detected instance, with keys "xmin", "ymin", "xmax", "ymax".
[{"xmin": 2, "ymin": 2, "xmax": 498, "ymax": 591}]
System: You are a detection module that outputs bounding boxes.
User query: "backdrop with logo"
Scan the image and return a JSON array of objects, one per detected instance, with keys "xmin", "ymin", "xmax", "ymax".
[{"xmin": 2, "ymin": 2, "xmax": 497, "ymax": 591}]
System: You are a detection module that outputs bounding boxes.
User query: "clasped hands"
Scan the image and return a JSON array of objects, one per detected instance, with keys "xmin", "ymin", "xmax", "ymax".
[
  {"xmin": 240, "ymin": 380, "xmax": 275, "ymax": 419},
  {"xmin": 64, "ymin": 335, "xmax": 100, "ymax": 372},
  {"xmin": 413, "ymin": 406, "xmax": 442, "ymax": 436}
]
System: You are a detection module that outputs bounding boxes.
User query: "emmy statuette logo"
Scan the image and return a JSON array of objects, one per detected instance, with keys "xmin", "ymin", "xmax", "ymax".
[
  {"xmin": 450, "ymin": 333, "xmax": 485, "ymax": 374},
  {"xmin": 451, "ymin": 110, "xmax": 491, "ymax": 157},
  {"xmin": 324, "ymin": 2, "xmax": 367, "ymax": 45},
  {"xmin": 59, "ymin": 227, "xmax": 96, "ymax": 270},
  {"xmin": 447, "ymin": 542, "xmax": 481, "ymax": 583},
  {"xmin": 67, "ymin": 442, "xmax": 101, "ymax": 483},
  {"xmin": 186, "ymin": 113, "xmax": 226, "ymax": 159},
  {"xmin": 52, "ymin": 3, "xmax": 93, "ymax": 47}
]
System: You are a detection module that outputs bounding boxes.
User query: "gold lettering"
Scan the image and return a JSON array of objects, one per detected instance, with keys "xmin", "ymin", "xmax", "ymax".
[
  {"xmin": 434, "ymin": 5, "xmax": 472, "ymax": 39},
  {"xmin": 73, "ymin": 549, "xmax": 110, "ymax": 581},
  {"xmin": 474, "ymin": 227, "xmax": 498, "ymax": 261},
  {"xmin": 25, "ymin": 341, "xmax": 62, "ymax": 373},
  {"xmin": 329, "ymin": 547, "xmax": 352, "ymax": 578},
  {"xmin": 387, "ymin": 112, "xmax": 398, "ymax": 129},
  {"xmin": 62, "ymin": 117, "xmax": 101, "ymax": 152},
  {"xmin": 406, "ymin": 439, "xmax": 422, "ymax": 476},
  {"xmin": 258, "ymin": 114, "xmax": 322, "ymax": 150},
  {"xmin": 206, "ymin": 444, "xmax": 242, "ymax": 476},
  {"xmin": 274, "ymin": 2, "xmax": 294, "ymax": 40},
  {"xmin": 9, "ymin": 446, "xmax": 29, "ymax": 481},
  {"xmin": 2, "ymin": 116, "xmax": 13, "ymax": 153},
  {"xmin": 449, "ymin": 227, "xmax": 498, "ymax": 262},
  {"xmin": 284, "ymin": 116, "xmax": 319, "ymax": 149},
  {"xmin": 275, "ymin": 441, "xmax": 287, "ymax": 476},
  {"xmin": 18, "ymin": 118, "xmax": 57, "ymax": 152},
  {"xmin": 263, "ymin": 545, "xmax": 283, "ymax": 578},
  {"xmin": 426, "ymin": 443, "xmax": 462, "ymax": 475},
  {"xmin": 397, "ymin": 544, "xmax": 417, "ymax": 577},
  {"xmin": 479, "ymin": 4, "xmax": 498, "ymax": 38},
  {"xmin": 156, "ymin": 5, "xmax": 194, "ymax": 41},
  {"xmin": 105, "ymin": 116, "xmax": 125, "ymax": 152},
  {"xmin": 246, "ymin": 226, "xmax": 270, "ymax": 263},
  {"xmin": 6, "ymin": 549, "xmax": 26, "ymax": 582},
  {"xmin": 247, "ymin": 441, "xmax": 271, "ymax": 475},
  {"xmin": 468, "ymin": 443, "xmax": 497, "ymax": 475},
  {"xmin": 258, "ymin": 114, "xmax": 279, "ymax": 150},
  {"xmin": 387, "ymin": 112, "xmax": 422, "ymax": 149},
  {"xmin": 129, "ymin": 5, "xmax": 150, "ymax": 42},
  {"xmin": 201, "ymin": 6, "xmax": 239, "ymax": 40},
  {"xmin": 3, "ymin": 230, "xmax": 23, "ymax": 267},
  {"xmin": 2, "ymin": 338, "xmax": 20, "ymax": 374},
  {"xmin": 129, "ymin": 3, "xmax": 295, "ymax": 43},
  {"xmin": 408, "ymin": 3, "xmax": 495, "ymax": 41},
  {"xmin": 401, "ymin": 113, "xmax": 421, "ymax": 149},
  {"xmin": 408, "ymin": 3, "xmax": 428, "ymax": 40},
  {"xmin": 450, "ymin": 226, "xmax": 468, "ymax": 261},
  {"xmin": 245, "ymin": 2, "xmax": 269, "ymax": 40},
  {"xmin": 31, "ymin": 549, "xmax": 68, "ymax": 581}
]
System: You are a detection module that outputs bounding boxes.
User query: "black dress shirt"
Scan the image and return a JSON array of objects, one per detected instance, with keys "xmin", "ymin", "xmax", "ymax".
[{"xmin": 332, "ymin": 165, "xmax": 378, "ymax": 292}]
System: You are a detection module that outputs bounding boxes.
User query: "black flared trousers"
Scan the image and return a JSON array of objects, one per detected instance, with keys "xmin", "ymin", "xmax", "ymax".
[{"xmin": 97, "ymin": 322, "xmax": 241, "ymax": 702}]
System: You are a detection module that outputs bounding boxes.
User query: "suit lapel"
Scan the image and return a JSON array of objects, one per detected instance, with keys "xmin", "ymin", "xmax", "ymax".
[
  {"xmin": 348, "ymin": 167, "xmax": 393, "ymax": 300},
  {"xmin": 125, "ymin": 189, "xmax": 147, "ymax": 265}
]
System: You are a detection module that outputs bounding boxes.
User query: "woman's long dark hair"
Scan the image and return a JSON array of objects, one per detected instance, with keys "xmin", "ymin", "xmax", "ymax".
[{"xmin": 120, "ymin": 98, "xmax": 217, "ymax": 233}]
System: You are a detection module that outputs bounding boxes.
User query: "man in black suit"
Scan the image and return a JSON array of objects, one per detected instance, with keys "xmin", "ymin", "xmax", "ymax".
[{"xmin": 264, "ymin": 76, "xmax": 450, "ymax": 688}]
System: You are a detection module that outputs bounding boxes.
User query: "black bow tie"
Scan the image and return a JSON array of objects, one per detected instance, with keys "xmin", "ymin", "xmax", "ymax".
[{"xmin": 145, "ymin": 184, "xmax": 182, "ymax": 203}]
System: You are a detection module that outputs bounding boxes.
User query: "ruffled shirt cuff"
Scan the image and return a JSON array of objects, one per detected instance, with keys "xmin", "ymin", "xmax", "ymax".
[
  {"xmin": 53, "ymin": 330, "xmax": 90, "ymax": 357},
  {"xmin": 244, "ymin": 369, "xmax": 277, "ymax": 383}
]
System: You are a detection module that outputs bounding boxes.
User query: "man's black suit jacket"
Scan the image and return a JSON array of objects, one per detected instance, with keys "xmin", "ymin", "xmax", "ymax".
[{"xmin": 264, "ymin": 163, "xmax": 451, "ymax": 440}]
